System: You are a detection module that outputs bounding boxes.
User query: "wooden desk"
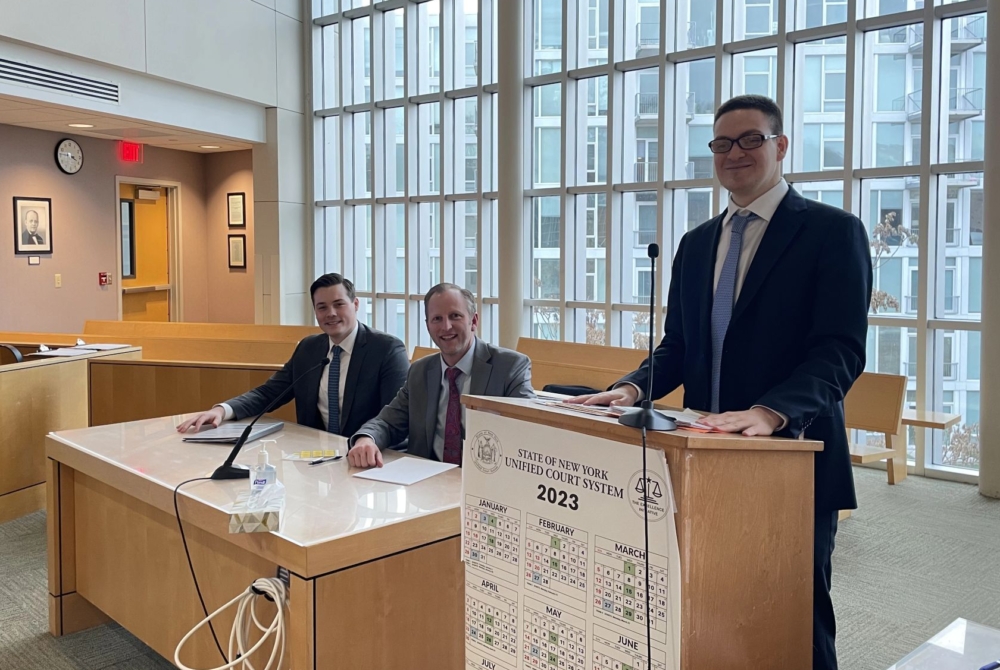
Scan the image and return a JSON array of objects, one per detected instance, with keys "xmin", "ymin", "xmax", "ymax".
[
  {"xmin": 901, "ymin": 409, "xmax": 962, "ymax": 431},
  {"xmin": 46, "ymin": 418, "xmax": 463, "ymax": 669},
  {"xmin": 464, "ymin": 396, "xmax": 823, "ymax": 669},
  {"xmin": 0, "ymin": 347, "xmax": 140, "ymax": 523}
]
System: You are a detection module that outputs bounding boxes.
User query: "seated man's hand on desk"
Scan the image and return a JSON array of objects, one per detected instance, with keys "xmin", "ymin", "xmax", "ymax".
[
  {"xmin": 563, "ymin": 385, "xmax": 638, "ymax": 408},
  {"xmin": 348, "ymin": 436, "xmax": 384, "ymax": 468},
  {"xmin": 176, "ymin": 406, "xmax": 226, "ymax": 433}
]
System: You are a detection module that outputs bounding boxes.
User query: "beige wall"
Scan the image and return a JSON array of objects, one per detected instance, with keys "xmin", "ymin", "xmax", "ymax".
[
  {"xmin": 205, "ymin": 150, "xmax": 255, "ymax": 324},
  {"xmin": 0, "ymin": 124, "xmax": 255, "ymax": 332}
]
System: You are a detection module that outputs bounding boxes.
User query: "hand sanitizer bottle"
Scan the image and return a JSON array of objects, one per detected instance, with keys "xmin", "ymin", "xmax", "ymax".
[{"xmin": 250, "ymin": 440, "xmax": 277, "ymax": 494}]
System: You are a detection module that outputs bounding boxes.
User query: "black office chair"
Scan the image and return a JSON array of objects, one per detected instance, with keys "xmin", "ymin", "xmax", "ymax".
[{"xmin": 0, "ymin": 344, "xmax": 24, "ymax": 363}]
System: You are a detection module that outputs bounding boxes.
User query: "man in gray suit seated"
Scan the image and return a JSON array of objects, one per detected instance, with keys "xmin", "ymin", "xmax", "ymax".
[{"xmin": 349, "ymin": 282, "xmax": 534, "ymax": 468}]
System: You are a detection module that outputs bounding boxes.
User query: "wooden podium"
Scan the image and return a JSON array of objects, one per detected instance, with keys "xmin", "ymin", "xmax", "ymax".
[{"xmin": 464, "ymin": 396, "xmax": 821, "ymax": 670}]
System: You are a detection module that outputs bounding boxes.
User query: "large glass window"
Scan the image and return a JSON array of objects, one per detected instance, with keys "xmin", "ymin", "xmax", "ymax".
[
  {"xmin": 314, "ymin": 0, "xmax": 989, "ymax": 478},
  {"xmin": 314, "ymin": 0, "xmax": 499, "ymax": 346}
]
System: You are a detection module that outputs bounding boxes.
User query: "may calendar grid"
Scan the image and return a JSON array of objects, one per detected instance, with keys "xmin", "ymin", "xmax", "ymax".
[
  {"xmin": 592, "ymin": 624, "xmax": 666, "ymax": 670},
  {"xmin": 466, "ymin": 571, "xmax": 520, "ymax": 666},
  {"xmin": 524, "ymin": 513, "xmax": 589, "ymax": 610},
  {"xmin": 592, "ymin": 536, "xmax": 670, "ymax": 644},
  {"xmin": 465, "ymin": 495, "xmax": 522, "ymax": 585},
  {"xmin": 522, "ymin": 595, "xmax": 588, "ymax": 670}
]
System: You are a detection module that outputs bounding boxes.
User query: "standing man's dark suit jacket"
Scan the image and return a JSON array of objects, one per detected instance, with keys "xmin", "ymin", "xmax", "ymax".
[
  {"xmin": 354, "ymin": 338, "xmax": 534, "ymax": 460},
  {"xmin": 225, "ymin": 323, "xmax": 409, "ymax": 437},
  {"xmin": 619, "ymin": 187, "xmax": 872, "ymax": 512}
]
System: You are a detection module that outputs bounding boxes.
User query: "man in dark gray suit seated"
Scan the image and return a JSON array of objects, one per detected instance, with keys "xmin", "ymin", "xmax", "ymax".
[
  {"xmin": 177, "ymin": 273, "xmax": 409, "ymax": 438},
  {"xmin": 349, "ymin": 283, "xmax": 534, "ymax": 468}
]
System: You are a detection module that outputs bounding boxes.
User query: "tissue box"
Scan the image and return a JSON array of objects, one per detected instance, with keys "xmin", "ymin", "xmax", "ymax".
[{"xmin": 229, "ymin": 490, "xmax": 284, "ymax": 534}]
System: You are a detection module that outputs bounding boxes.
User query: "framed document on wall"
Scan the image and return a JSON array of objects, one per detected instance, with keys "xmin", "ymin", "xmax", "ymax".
[
  {"xmin": 227, "ymin": 192, "xmax": 246, "ymax": 227},
  {"xmin": 228, "ymin": 234, "xmax": 246, "ymax": 269}
]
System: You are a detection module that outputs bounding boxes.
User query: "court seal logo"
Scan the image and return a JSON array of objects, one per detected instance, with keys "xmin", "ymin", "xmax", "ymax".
[
  {"xmin": 626, "ymin": 469, "xmax": 669, "ymax": 522},
  {"xmin": 470, "ymin": 430, "xmax": 502, "ymax": 474}
]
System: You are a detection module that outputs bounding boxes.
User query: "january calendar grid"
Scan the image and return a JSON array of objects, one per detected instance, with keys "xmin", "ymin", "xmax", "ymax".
[
  {"xmin": 465, "ymin": 496, "xmax": 522, "ymax": 585},
  {"xmin": 592, "ymin": 536, "xmax": 670, "ymax": 644},
  {"xmin": 466, "ymin": 571, "xmax": 520, "ymax": 666},
  {"xmin": 523, "ymin": 514, "xmax": 589, "ymax": 611}
]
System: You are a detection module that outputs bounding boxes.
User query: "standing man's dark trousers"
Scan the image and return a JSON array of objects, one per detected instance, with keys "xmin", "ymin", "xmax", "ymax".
[{"xmin": 814, "ymin": 511, "xmax": 840, "ymax": 670}]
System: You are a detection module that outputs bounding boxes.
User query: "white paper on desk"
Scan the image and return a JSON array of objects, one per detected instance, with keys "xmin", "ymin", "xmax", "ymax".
[
  {"xmin": 29, "ymin": 347, "xmax": 91, "ymax": 357},
  {"xmin": 76, "ymin": 343, "xmax": 131, "ymax": 351},
  {"xmin": 352, "ymin": 457, "xmax": 457, "ymax": 485}
]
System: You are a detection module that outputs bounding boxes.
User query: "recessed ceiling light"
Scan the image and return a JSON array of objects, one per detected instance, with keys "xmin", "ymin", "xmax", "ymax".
[
  {"xmin": 200, "ymin": 145, "xmax": 220, "ymax": 149},
  {"xmin": 68, "ymin": 123, "xmax": 94, "ymax": 128}
]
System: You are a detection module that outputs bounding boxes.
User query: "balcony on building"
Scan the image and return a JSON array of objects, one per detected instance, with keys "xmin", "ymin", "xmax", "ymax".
[
  {"xmin": 633, "ymin": 160, "xmax": 658, "ymax": 182},
  {"xmin": 635, "ymin": 92, "xmax": 659, "ymax": 121},
  {"xmin": 905, "ymin": 88, "xmax": 984, "ymax": 124},
  {"xmin": 685, "ymin": 158, "xmax": 713, "ymax": 180},
  {"xmin": 950, "ymin": 16, "xmax": 986, "ymax": 55},
  {"xmin": 635, "ymin": 22, "xmax": 659, "ymax": 57},
  {"xmin": 634, "ymin": 228, "xmax": 657, "ymax": 247},
  {"xmin": 908, "ymin": 24, "xmax": 924, "ymax": 54}
]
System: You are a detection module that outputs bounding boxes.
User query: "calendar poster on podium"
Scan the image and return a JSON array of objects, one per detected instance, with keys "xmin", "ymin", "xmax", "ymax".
[{"xmin": 462, "ymin": 409, "xmax": 681, "ymax": 670}]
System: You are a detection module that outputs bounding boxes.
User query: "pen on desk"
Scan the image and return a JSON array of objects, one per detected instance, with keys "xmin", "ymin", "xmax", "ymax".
[
  {"xmin": 979, "ymin": 661, "xmax": 1000, "ymax": 670},
  {"xmin": 309, "ymin": 455, "xmax": 342, "ymax": 466}
]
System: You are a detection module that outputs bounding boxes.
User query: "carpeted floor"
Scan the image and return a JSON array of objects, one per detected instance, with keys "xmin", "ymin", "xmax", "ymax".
[{"xmin": 1, "ymin": 468, "xmax": 998, "ymax": 670}]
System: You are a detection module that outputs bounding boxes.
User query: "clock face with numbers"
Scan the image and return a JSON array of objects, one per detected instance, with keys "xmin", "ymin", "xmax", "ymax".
[{"xmin": 55, "ymin": 138, "xmax": 84, "ymax": 175}]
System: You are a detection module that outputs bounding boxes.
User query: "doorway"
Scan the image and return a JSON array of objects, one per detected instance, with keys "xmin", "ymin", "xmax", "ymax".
[{"xmin": 116, "ymin": 178, "xmax": 182, "ymax": 321}]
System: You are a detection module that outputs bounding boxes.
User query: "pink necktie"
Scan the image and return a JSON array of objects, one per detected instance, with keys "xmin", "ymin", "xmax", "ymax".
[{"xmin": 443, "ymin": 367, "xmax": 463, "ymax": 465}]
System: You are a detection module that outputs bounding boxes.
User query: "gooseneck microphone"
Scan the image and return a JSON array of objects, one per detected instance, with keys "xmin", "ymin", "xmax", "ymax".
[
  {"xmin": 210, "ymin": 357, "xmax": 330, "ymax": 480},
  {"xmin": 618, "ymin": 243, "xmax": 677, "ymax": 431}
]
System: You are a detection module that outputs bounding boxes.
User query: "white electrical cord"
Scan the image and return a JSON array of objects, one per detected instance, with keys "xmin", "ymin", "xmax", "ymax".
[{"xmin": 174, "ymin": 577, "xmax": 287, "ymax": 670}]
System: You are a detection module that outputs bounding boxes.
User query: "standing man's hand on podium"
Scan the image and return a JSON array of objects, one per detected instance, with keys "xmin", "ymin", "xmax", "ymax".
[
  {"xmin": 348, "ymin": 436, "xmax": 384, "ymax": 468},
  {"xmin": 177, "ymin": 406, "xmax": 226, "ymax": 433},
  {"xmin": 563, "ymin": 385, "xmax": 638, "ymax": 408},
  {"xmin": 700, "ymin": 407, "xmax": 784, "ymax": 437}
]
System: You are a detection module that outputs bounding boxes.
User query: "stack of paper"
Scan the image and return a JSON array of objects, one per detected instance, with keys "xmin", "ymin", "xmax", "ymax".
[
  {"xmin": 669, "ymin": 409, "xmax": 724, "ymax": 433},
  {"xmin": 30, "ymin": 348, "xmax": 91, "ymax": 357},
  {"xmin": 532, "ymin": 398, "xmax": 627, "ymax": 418},
  {"xmin": 76, "ymin": 343, "xmax": 131, "ymax": 351}
]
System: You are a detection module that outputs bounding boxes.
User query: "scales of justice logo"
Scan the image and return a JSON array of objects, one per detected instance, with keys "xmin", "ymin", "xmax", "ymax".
[
  {"xmin": 470, "ymin": 430, "xmax": 503, "ymax": 474},
  {"xmin": 627, "ymin": 469, "xmax": 669, "ymax": 522}
]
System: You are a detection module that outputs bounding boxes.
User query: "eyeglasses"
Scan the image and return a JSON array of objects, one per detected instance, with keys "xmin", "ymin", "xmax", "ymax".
[{"xmin": 708, "ymin": 133, "xmax": 779, "ymax": 154}]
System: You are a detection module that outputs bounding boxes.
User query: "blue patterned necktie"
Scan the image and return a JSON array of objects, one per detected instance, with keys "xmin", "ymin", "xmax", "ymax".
[
  {"xmin": 327, "ymin": 345, "xmax": 342, "ymax": 434},
  {"xmin": 710, "ymin": 211, "xmax": 756, "ymax": 413}
]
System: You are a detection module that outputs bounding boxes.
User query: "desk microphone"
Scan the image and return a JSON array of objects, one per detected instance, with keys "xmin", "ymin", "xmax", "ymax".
[
  {"xmin": 210, "ymin": 357, "xmax": 330, "ymax": 480},
  {"xmin": 618, "ymin": 243, "xmax": 677, "ymax": 431}
]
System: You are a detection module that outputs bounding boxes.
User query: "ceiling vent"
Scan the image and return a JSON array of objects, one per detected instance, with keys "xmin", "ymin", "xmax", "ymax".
[{"xmin": 0, "ymin": 57, "xmax": 118, "ymax": 104}]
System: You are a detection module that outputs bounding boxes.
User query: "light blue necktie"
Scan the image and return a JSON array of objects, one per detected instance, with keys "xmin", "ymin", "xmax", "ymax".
[
  {"xmin": 327, "ymin": 345, "xmax": 342, "ymax": 434},
  {"xmin": 710, "ymin": 211, "xmax": 756, "ymax": 413}
]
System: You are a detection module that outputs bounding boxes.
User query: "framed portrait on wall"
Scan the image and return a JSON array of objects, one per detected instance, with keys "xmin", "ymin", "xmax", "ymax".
[
  {"xmin": 227, "ymin": 192, "xmax": 246, "ymax": 227},
  {"xmin": 228, "ymin": 234, "xmax": 246, "ymax": 269},
  {"xmin": 13, "ymin": 197, "xmax": 53, "ymax": 255}
]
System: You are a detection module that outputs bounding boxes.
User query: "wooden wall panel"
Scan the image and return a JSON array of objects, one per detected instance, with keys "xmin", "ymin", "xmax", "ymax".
[
  {"xmin": 88, "ymin": 360, "xmax": 296, "ymax": 426},
  {"xmin": 315, "ymin": 537, "xmax": 464, "ymax": 669}
]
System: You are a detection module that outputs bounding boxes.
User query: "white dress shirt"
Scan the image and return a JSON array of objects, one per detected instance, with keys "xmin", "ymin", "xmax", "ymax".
[
  {"xmin": 317, "ymin": 322, "xmax": 359, "ymax": 431},
  {"xmin": 431, "ymin": 341, "xmax": 476, "ymax": 462},
  {"xmin": 621, "ymin": 179, "xmax": 791, "ymax": 428},
  {"xmin": 219, "ymin": 322, "xmax": 359, "ymax": 431},
  {"xmin": 714, "ymin": 178, "xmax": 790, "ymax": 299}
]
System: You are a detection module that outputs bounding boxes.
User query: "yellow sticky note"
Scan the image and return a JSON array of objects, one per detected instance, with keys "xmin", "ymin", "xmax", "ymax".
[
  {"xmin": 312, "ymin": 450, "xmax": 324, "ymax": 458},
  {"xmin": 300, "ymin": 451, "xmax": 311, "ymax": 459},
  {"xmin": 324, "ymin": 450, "xmax": 337, "ymax": 457}
]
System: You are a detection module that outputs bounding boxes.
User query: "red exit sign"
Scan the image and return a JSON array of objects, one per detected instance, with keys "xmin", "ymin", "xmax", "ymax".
[{"xmin": 118, "ymin": 141, "xmax": 143, "ymax": 163}]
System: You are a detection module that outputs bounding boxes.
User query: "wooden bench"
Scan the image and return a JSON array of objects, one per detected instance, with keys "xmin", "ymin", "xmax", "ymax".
[
  {"xmin": 515, "ymin": 338, "xmax": 685, "ymax": 408},
  {"xmin": 411, "ymin": 346, "xmax": 438, "ymax": 362},
  {"xmin": 844, "ymin": 372, "xmax": 908, "ymax": 484}
]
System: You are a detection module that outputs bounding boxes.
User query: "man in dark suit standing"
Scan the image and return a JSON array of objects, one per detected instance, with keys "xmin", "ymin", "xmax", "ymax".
[
  {"xmin": 569, "ymin": 95, "xmax": 872, "ymax": 670},
  {"xmin": 177, "ymin": 273, "xmax": 409, "ymax": 437},
  {"xmin": 348, "ymin": 283, "xmax": 534, "ymax": 468}
]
